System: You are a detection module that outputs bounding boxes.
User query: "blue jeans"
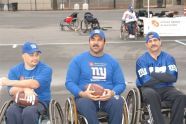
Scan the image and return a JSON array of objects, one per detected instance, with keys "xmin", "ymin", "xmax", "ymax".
[
  {"xmin": 75, "ymin": 96, "xmax": 124, "ymax": 124},
  {"xmin": 126, "ymin": 21, "xmax": 136, "ymax": 35},
  {"xmin": 6, "ymin": 102, "xmax": 47, "ymax": 124}
]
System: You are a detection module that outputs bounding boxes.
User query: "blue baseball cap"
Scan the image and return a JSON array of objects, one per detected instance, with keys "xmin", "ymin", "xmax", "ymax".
[
  {"xmin": 128, "ymin": 4, "xmax": 133, "ymax": 11},
  {"xmin": 89, "ymin": 29, "xmax": 105, "ymax": 40},
  {"xmin": 22, "ymin": 41, "xmax": 41, "ymax": 54},
  {"xmin": 145, "ymin": 31, "xmax": 160, "ymax": 43}
]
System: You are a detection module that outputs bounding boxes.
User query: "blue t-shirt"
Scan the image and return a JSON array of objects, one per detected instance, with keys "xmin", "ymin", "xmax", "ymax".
[
  {"xmin": 65, "ymin": 51, "xmax": 126, "ymax": 97},
  {"xmin": 136, "ymin": 51, "xmax": 177, "ymax": 88},
  {"xmin": 8, "ymin": 61, "xmax": 52, "ymax": 104}
]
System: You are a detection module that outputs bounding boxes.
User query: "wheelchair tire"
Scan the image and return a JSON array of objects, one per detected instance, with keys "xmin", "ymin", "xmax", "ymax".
[
  {"xmin": 122, "ymin": 96, "xmax": 129, "ymax": 124},
  {"xmin": 65, "ymin": 97, "xmax": 78, "ymax": 124},
  {"xmin": 120, "ymin": 26, "xmax": 125, "ymax": 40},
  {"xmin": 120, "ymin": 25, "xmax": 128, "ymax": 40},
  {"xmin": 49, "ymin": 99, "xmax": 64, "ymax": 124},
  {"xmin": 126, "ymin": 88, "xmax": 140, "ymax": 124},
  {"xmin": 80, "ymin": 19, "xmax": 89, "ymax": 34},
  {"xmin": 60, "ymin": 21, "xmax": 73, "ymax": 31},
  {"xmin": 69, "ymin": 18, "xmax": 80, "ymax": 31},
  {"xmin": 0, "ymin": 100, "xmax": 13, "ymax": 123}
]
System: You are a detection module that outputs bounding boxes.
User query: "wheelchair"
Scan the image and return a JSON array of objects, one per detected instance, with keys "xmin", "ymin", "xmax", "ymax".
[
  {"xmin": 0, "ymin": 99, "xmax": 64, "ymax": 124},
  {"xmin": 64, "ymin": 96, "xmax": 129, "ymax": 124},
  {"xmin": 60, "ymin": 12, "xmax": 80, "ymax": 31},
  {"xmin": 79, "ymin": 12, "xmax": 100, "ymax": 35},
  {"xmin": 126, "ymin": 87, "xmax": 186, "ymax": 124},
  {"xmin": 120, "ymin": 20, "xmax": 142, "ymax": 40}
]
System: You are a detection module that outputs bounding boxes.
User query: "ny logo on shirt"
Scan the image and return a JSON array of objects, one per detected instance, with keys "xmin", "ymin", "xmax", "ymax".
[
  {"xmin": 19, "ymin": 76, "xmax": 34, "ymax": 80},
  {"xmin": 91, "ymin": 67, "xmax": 106, "ymax": 81}
]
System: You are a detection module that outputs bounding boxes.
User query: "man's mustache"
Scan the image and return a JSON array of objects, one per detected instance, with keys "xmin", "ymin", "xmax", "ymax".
[
  {"xmin": 93, "ymin": 44, "xmax": 99, "ymax": 47},
  {"xmin": 151, "ymin": 45, "xmax": 158, "ymax": 48}
]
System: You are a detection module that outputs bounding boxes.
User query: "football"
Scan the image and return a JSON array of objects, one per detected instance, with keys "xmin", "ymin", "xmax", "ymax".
[
  {"xmin": 86, "ymin": 83, "xmax": 105, "ymax": 96},
  {"xmin": 13, "ymin": 92, "xmax": 38, "ymax": 107}
]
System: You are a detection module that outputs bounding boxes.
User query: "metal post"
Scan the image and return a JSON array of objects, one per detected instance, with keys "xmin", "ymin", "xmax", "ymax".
[
  {"xmin": 35, "ymin": 0, "xmax": 37, "ymax": 10},
  {"xmin": 30, "ymin": 0, "xmax": 32, "ymax": 10},
  {"xmin": 68, "ymin": 0, "xmax": 70, "ymax": 9},
  {"xmin": 147, "ymin": 0, "xmax": 150, "ymax": 32},
  {"xmin": 148, "ymin": 0, "xmax": 150, "ymax": 18},
  {"xmin": 113, "ymin": 0, "xmax": 116, "ymax": 9},
  {"xmin": 61, "ymin": 0, "xmax": 64, "ymax": 10},
  {"xmin": 7, "ymin": 0, "xmax": 9, "ymax": 11}
]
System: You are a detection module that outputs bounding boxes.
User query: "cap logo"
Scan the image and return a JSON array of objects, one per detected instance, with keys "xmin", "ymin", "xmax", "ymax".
[
  {"xmin": 148, "ymin": 34, "xmax": 154, "ymax": 39},
  {"xmin": 94, "ymin": 30, "xmax": 100, "ymax": 34},
  {"xmin": 30, "ymin": 44, "xmax": 37, "ymax": 49}
]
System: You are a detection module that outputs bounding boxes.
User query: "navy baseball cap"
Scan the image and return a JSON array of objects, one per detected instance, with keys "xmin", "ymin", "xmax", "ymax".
[
  {"xmin": 89, "ymin": 29, "xmax": 105, "ymax": 40},
  {"xmin": 22, "ymin": 41, "xmax": 41, "ymax": 54},
  {"xmin": 145, "ymin": 31, "xmax": 160, "ymax": 43},
  {"xmin": 128, "ymin": 4, "xmax": 133, "ymax": 11}
]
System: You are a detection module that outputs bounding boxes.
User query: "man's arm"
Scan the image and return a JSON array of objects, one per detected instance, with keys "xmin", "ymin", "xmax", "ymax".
[
  {"xmin": 122, "ymin": 11, "xmax": 126, "ymax": 21},
  {"xmin": 1, "ymin": 78, "xmax": 39, "ymax": 89},
  {"xmin": 136, "ymin": 55, "xmax": 178, "ymax": 87},
  {"xmin": 150, "ymin": 55, "xmax": 178, "ymax": 84},
  {"xmin": 143, "ymin": 77, "xmax": 162, "ymax": 87},
  {"xmin": 65, "ymin": 59, "xmax": 82, "ymax": 97},
  {"xmin": 111, "ymin": 62, "xmax": 126, "ymax": 95},
  {"xmin": 1, "ymin": 78, "xmax": 39, "ymax": 96},
  {"xmin": 151, "ymin": 72, "xmax": 177, "ymax": 83},
  {"xmin": 136, "ymin": 58, "xmax": 162, "ymax": 87}
]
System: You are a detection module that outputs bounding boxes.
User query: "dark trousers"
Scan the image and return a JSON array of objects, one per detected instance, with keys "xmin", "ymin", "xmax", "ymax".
[
  {"xmin": 6, "ymin": 102, "xmax": 47, "ymax": 124},
  {"xmin": 75, "ymin": 96, "xmax": 124, "ymax": 124},
  {"xmin": 126, "ymin": 22, "xmax": 136, "ymax": 35},
  {"xmin": 141, "ymin": 86, "xmax": 186, "ymax": 124}
]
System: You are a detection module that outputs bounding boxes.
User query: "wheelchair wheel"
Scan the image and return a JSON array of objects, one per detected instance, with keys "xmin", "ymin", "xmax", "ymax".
[
  {"xmin": 120, "ymin": 25, "xmax": 128, "ymax": 40},
  {"xmin": 120, "ymin": 25, "xmax": 125, "ymax": 40},
  {"xmin": 69, "ymin": 18, "xmax": 80, "ymax": 31},
  {"xmin": 80, "ymin": 19, "xmax": 89, "ymax": 34},
  {"xmin": 65, "ymin": 97, "xmax": 78, "ymax": 124},
  {"xmin": 126, "ymin": 88, "xmax": 141, "ymax": 124},
  {"xmin": 60, "ymin": 20, "xmax": 72, "ymax": 31},
  {"xmin": 49, "ymin": 99, "xmax": 64, "ymax": 124},
  {"xmin": 122, "ymin": 96, "xmax": 129, "ymax": 124},
  {"xmin": 0, "ymin": 100, "xmax": 13, "ymax": 123}
]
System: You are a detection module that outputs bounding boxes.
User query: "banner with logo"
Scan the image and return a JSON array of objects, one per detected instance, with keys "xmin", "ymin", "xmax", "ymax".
[{"xmin": 142, "ymin": 17, "xmax": 186, "ymax": 36}]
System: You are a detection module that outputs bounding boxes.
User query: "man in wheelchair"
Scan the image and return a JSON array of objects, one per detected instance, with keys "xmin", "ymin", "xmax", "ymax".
[
  {"xmin": 65, "ymin": 29, "xmax": 126, "ymax": 124},
  {"xmin": 136, "ymin": 31, "xmax": 186, "ymax": 124},
  {"xmin": 122, "ymin": 5, "xmax": 137, "ymax": 39},
  {"xmin": 0, "ymin": 41, "xmax": 52, "ymax": 124}
]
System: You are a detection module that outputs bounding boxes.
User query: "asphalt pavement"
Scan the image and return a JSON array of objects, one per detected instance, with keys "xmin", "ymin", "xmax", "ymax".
[{"xmin": 0, "ymin": 9, "xmax": 186, "ymax": 123}]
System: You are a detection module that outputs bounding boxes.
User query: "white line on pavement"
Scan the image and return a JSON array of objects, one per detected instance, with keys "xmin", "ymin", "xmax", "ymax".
[
  {"xmin": 0, "ymin": 40, "xmax": 178, "ymax": 46},
  {"xmin": 174, "ymin": 40, "xmax": 186, "ymax": 46}
]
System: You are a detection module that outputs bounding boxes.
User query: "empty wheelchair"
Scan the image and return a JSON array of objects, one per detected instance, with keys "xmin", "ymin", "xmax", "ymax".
[
  {"xmin": 126, "ymin": 87, "xmax": 186, "ymax": 124},
  {"xmin": 0, "ymin": 99, "xmax": 64, "ymax": 124},
  {"xmin": 64, "ymin": 96, "xmax": 129, "ymax": 124},
  {"xmin": 60, "ymin": 12, "xmax": 80, "ymax": 31},
  {"xmin": 79, "ymin": 12, "xmax": 100, "ymax": 35}
]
